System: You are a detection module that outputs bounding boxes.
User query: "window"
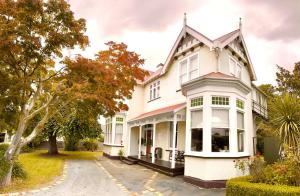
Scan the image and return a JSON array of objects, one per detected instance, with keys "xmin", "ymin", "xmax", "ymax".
[
  {"xmin": 149, "ymin": 81, "xmax": 160, "ymax": 101},
  {"xmin": 179, "ymin": 54, "xmax": 199, "ymax": 84},
  {"xmin": 229, "ymin": 57, "xmax": 242, "ymax": 79},
  {"xmin": 189, "ymin": 55, "xmax": 198, "ymax": 80},
  {"xmin": 237, "ymin": 112, "xmax": 245, "ymax": 152},
  {"xmin": 191, "ymin": 97, "xmax": 203, "ymax": 107},
  {"xmin": 179, "ymin": 60, "xmax": 188, "ymax": 84},
  {"xmin": 212, "ymin": 96, "xmax": 229, "ymax": 105},
  {"xmin": 169, "ymin": 122, "xmax": 178, "ymax": 148},
  {"xmin": 115, "ymin": 123, "xmax": 123, "ymax": 145},
  {"xmin": 236, "ymin": 99, "xmax": 244, "ymax": 110},
  {"xmin": 191, "ymin": 110, "xmax": 203, "ymax": 152},
  {"xmin": 211, "ymin": 109, "xmax": 229, "ymax": 152},
  {"xmin": 105, "ymin": 118, "xmax": 112, "ymax": 144},
  {"xmin": 116, "ymin": 117, "xmax": 123, "ymax": 122}
]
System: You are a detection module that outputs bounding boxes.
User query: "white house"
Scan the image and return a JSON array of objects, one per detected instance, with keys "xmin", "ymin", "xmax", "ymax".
[{"xmin": 103, "ymin": 17, "xmax": 267, "ymax": 188}]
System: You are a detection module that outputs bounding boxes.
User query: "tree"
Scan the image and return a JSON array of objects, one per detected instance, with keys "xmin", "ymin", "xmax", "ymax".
[
  {"xmin": 0, "ymin": 0, "xmax": 147, "ymax": 186},
  {"xmin": 276, "ymin": 62, "xmax": 300, "ymax": 95},
  {"xmin": 269, "ymin": 94, "xmax": 300, "ymax": 153}
]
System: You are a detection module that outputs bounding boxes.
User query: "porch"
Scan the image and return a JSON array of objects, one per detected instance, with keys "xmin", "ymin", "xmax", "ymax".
[
  {"xmin": 128, "ymin": 155, "xmax": 184, "ymax": 176},
  {"xmin": 127, "ymin": 103, "xmax": 186, "ymax": 173}
]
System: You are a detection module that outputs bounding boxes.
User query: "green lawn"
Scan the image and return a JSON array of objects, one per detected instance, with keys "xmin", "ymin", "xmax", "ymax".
[{"xmin": 0, "ymin": 150, "xmax": 102, "ymax": 193}]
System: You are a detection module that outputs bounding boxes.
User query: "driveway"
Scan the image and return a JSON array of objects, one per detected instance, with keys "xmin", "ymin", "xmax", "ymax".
[
  {"xmin": 97, "ymin": 157, "xmax": 225, "ymax": 196},
  {"xmin": 30, "ymin": 158, "xmax": 225, "ymax": 196},
  {"xmin": 30, "ymin": 160, "xmax": 127, "ymax": 196}
]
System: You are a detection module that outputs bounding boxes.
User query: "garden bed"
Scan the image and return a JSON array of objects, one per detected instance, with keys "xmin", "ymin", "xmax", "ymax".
[{"xmin": 226, "ymin": 176, "xmax": 300, "ymax": 196}]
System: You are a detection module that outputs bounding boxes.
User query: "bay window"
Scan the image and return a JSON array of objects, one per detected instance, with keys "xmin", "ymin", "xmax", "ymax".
[
  {"xmin": 211, "ymin": 109, "xmax": 229, "ymax": 152},
  {"xmin": 191, "ymin": 110, "xmax": 203, "ymax": 152}
]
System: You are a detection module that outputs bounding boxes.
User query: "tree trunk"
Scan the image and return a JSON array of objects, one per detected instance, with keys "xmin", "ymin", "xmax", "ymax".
[
  {"xmin": 48, "ymin": 131, "xmax": 58, "ymax": 155},
  {"xmin": 0, "ymin": 164, "xmax": 13, "ymax": 187}
]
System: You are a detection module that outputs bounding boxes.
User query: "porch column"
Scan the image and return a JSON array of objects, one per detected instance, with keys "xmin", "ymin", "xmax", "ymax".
[
  {"xmin": 127, "ymin": 125, "xmax": 131, "ymax": 156},
  {"xmin": 138, "ymin": 125, "xmax": 142, "ymax": 159},
  {"xmin": 151, "ymin": 123, "xmax": 156, "ymax": 163},
  {"xmin": 171, "ymin": 115, "xmax": 177, "ymax": 168}
]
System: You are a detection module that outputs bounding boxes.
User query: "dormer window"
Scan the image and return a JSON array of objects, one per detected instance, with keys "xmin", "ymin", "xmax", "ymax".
[
  {"xmin": 229, "ymin": 56, "xmax": 242, "ymax": 79},
  {"xmin": 179, "ymin": 54, "xmax": 199, "ymax": 84},
  {"xmin": 149, "ymin": 81, "xmax": 160, "ymax": 101}
]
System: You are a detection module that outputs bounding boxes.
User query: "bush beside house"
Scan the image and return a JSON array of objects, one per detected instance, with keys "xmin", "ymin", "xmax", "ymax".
[{"xmin": 226, "ymin": 176, "xmax": 300, "ymax": 196}]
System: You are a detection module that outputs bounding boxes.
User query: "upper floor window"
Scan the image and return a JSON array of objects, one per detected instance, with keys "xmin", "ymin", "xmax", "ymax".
[
  {"xmin": 150, "ymin": 81, "xmax": 160, "ymax": 101},
  {"xmin": 229, "ymin": 57, "xmax": 242, "ymax": 79},
  {"xmin": 212, "ymin": 96, "xmax": 229, "ymax": 106},
  {"xmin": 179, "ymin": 54, "xmax": 199, "ymax": 84}
]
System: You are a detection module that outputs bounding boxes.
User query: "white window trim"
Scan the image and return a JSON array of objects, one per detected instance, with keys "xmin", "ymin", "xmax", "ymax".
[
  {"xmin": 178, "ymin": 53, "xmax": 200, "ymax": 85},
  {"xmin": 229, "ymin": 56, "xmax": 242, "ymax": 79},
  {"xmin": 149, "ymin": 81, "xmax": 160, "ymax": 101},
  {"xmin": 190, "ymin": 108, "xmax": 204, "ymax": 152}
]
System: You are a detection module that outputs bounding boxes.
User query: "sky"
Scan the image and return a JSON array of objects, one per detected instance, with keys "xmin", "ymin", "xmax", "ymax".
[{"xmin": 68, "ymin": 0, "xmax": 300, "ymax": 85}]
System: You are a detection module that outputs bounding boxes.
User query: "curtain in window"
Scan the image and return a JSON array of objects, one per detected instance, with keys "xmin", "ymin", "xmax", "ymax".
[
  {"xmin": 237, "ymin": 112, "xmax": 244, "ymax": 130},
  {"xmin": 114, "ymin": 124, "xmax": 123, "ymax": 145},
  {"xmin": 212, "ymin": 109, "xmax": 229, "ymax": 128},
  {"xmin": 191, "ymin": 110, "xmax": 203, "ymax": 128}
]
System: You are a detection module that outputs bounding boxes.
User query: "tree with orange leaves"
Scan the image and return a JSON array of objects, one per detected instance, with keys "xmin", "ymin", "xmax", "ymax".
[{"xmin": 0, "ymin": 0, "xmax": 147, "ymax": 186}]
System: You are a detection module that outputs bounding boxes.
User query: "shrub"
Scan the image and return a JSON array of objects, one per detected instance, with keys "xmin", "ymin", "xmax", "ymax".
[
  {"xmin": 21, "ymin": 145, "xmax": 34, "ymax": 153},
  {"xmin": 0, "ymin": 144, "xmax": 10, "ymax": 181},
  {"xmin": 226, "ymin": 176, "xmax": 300, "ymax": 196},
  {"xmin": 64, "ymin": 137, "xmax": 79, "ymax": 151},
  {"xmin": 12, "ymin": 161, "xmax": 27, "ymax": 179},
  {"xmin": 81, "ymin": 138, "xmax": 98, "ymax": 151}
]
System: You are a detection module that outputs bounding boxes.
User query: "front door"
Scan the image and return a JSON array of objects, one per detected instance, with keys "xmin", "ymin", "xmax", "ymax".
[{"xmin": 146, "ymin": 129, "xmax": 152, "ymax": 157}]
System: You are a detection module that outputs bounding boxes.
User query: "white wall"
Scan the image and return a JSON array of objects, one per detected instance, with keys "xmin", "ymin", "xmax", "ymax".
[{"xmin": 185, "ymin": 156, "xmax": 247, "ymax": 180}]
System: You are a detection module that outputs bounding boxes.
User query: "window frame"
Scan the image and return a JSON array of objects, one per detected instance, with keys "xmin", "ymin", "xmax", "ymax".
[
  {"xmin": 149, "ymin": 81, "xmax": 160, "ymax": 101},
  {"xmin": 190, "ymin": 107, "xmax": 204, "ymax": 152},
  {"xmin": 229, "ymin": 56, "xmax": 242, "ymax": 79},
  {"xmin": 211, "ymin": 108, "xmax": 230, "ymax": 152},
  {"xmin": 179, "ymin": 53, "xmax": 199, "ymax": 85}
]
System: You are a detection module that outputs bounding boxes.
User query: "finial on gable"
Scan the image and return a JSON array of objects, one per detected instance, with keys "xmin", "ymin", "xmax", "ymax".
[
  {"xmin": 183, "ymin": 13, "xmax": 187, "ymax": 26},
  {"xmin": 239, "ymin": 17, "xmax": 242, "ymax": 30}
]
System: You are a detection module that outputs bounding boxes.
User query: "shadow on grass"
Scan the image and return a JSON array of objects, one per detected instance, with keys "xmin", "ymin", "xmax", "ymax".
[{"xmin": 32, "ymin": 150, "xmax": 102, "ymax": 160}]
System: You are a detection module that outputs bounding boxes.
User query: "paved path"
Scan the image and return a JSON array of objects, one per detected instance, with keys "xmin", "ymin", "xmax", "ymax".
[
  {"xmin": 99, "ymin": 157, "xmax": 225, "ymax": 196},
  {"xmin": 30, "ymin": 160, "xmax": 126, "ymax": 196}
]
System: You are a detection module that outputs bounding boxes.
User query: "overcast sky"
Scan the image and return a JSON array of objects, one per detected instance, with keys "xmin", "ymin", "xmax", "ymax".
[{"xmin": 69, "ymin": 0, "xmax": 300, "ymax": 85}]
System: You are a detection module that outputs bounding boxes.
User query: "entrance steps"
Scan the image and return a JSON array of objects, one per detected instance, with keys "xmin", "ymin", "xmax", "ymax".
[{"xmin": 121, "ymin": 157, "xmax": 138, "ymax": 165}]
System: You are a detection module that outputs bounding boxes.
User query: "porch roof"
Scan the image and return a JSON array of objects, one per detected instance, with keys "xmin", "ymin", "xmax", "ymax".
[{"xmin": 129, "ymin": 102, "xmax": 186, "ymax": 122}]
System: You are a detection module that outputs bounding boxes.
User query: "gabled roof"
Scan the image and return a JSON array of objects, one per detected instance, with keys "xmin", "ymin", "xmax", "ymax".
[
  {"xmin": 130, "ymin": 102, "xmax": 186, "ymax": 121},
  {"xmin": 140, "ymin": 24, "xmax": 257, "ymax": 85}
]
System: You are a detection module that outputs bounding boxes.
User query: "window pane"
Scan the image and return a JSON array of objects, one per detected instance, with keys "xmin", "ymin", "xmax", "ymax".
[
  {"xmin": 191, "ymin": 97, "xmax": 203, "ymax": 107},
  {"xmin": 236, "ymin": 64, "xmax": 241, "ymax": 78},
  {"xmin": 212, "ymin": 96, "xmax": 229, "ymax": 105},
  {"xmin": 191, "ymin": 128, "xmax": 203, "ymax": 152},
  {"xmin": 189, "ymin": 70, "xmax": 198, "ymax": 80},
  {"xmin": 180, "ymin": 60, "xmax": 187, "ymax": 74},
  {"xmin": 237, "ymin": 112, "xmax": 244, "ymax": 130},
  {"xmin": 212, "ymin": 128, "xmax": 229, "ymax": 152},
  {"xmin": 237, "ymin": 130, "xmax": 244, "ymax": 152},
  {"xmin": 191, "ymin": 110, "xmax": 203, "ymax": 128},
  {"xmin": 180, "ymin": 74, "xmax": 188, "ymax": 84},
  {"xmin": 115, "ymin": 124, "xmax": 123, "ymax": 145},
  {"xmin": 212, "ymin": 109, "xmax": 229, "ymax": 128},
  {"xmin": 236, "ymin": 99, "xmax": 244, "ymax": 109},
  {"xmin": 230, "ymin": 58, "xmax": 236, "ymax": 74},
  {"xmin": 189, "ymin": 55, "xmax": 198, "ymax": 71}
]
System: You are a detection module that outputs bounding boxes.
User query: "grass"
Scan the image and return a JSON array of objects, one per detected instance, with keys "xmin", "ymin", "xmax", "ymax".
[{"xmin": 0, "ymin": 150, "xmax": 102, "ymax": 193}]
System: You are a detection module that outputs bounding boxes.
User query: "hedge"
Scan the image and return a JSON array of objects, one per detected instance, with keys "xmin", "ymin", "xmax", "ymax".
[{"xmin": 226, "ymin": 176, "xmax": 300, "ymax": 196}]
